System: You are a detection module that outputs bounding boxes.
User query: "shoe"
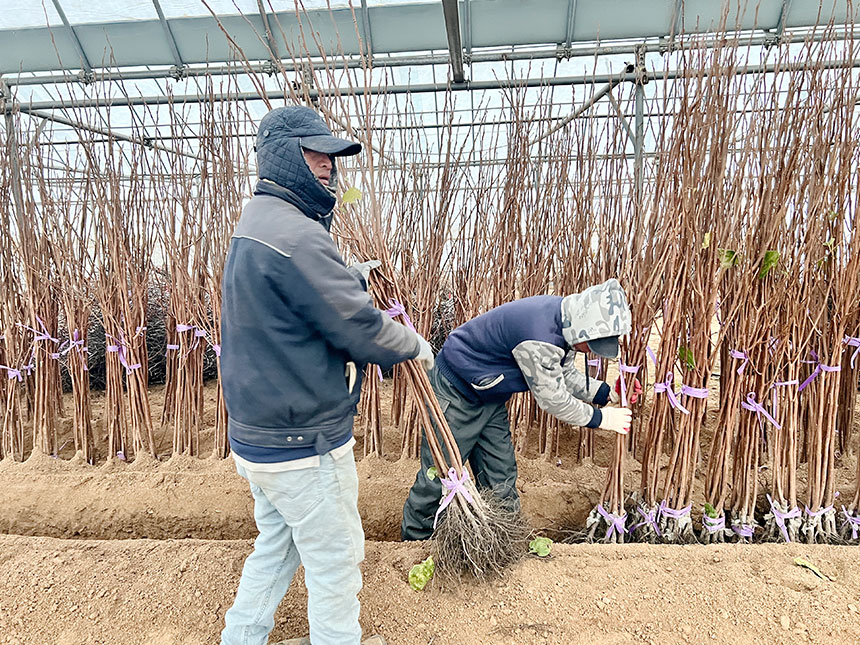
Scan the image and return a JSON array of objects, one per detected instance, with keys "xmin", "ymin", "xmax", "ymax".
[
  {"xmin": 362, "ymin": 637, "xmax": 387, "ymax": 645},
  {"xmin": 271, "ymin": 638, "xmax": 310, "ymax": 645}
]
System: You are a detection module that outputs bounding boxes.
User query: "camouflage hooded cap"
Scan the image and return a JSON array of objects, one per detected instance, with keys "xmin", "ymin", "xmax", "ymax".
[{"xmin": 560, "ymin": 278, "xmax": 632, "ymax": 358}]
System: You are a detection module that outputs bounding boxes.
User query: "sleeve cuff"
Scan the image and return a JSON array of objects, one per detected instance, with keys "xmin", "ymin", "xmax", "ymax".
[
  {"xmin": 586, "ymin": 407, "xmax": 602, "ymax": 429},
  {"xmin": 346, "ymin": 266, "xmax": 368, "ymax": 291},
  {"xmin": 592, "ymin": 382, "xmax": 611, "ymax": 406}
]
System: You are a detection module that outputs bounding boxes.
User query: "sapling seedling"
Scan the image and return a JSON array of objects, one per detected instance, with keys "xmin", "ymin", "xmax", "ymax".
[
  {"xmin": 408, "ymin": 556, "xmax": 435, "ymax": 591},
  {"xmin": 529, "ymin": 536, "xmax": 553, "ymax": 557}
]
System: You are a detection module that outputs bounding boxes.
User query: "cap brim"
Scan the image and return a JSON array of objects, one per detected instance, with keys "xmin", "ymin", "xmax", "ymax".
[
  {"xmin": 301, "ymin": 134, "xmax": 362, "ymax": 157},
  {"xmin": 586, "ymin": 336, "xmax": 619, "ymax": 359}
]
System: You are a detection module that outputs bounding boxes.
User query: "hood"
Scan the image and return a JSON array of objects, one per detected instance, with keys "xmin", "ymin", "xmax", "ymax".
[
  {"xmin": 256, "ymin": 135, "xmax": 339, "ymax": 225},
  {"xmin": 560, "ymin": 278, "xmax": 632, "ymax": 351}
]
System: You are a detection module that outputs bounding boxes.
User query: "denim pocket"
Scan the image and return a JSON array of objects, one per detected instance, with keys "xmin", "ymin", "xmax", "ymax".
[{"xmin": 250, "ymin": 468, "xmax": 324, "ymax": 524}]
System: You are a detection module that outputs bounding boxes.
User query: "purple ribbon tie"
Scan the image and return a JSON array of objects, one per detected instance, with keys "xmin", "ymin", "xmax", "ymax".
[
  {"xmin": 212, "ymin": 344, "xmax": 221, "ymax": 357},
  {"xmin": 766, "ymin": 494, "xmax": 800, "ymax": 542},
  {"xmin": 741, "ymin": 392, "xmax": 782, "ymax": 431},
  {"xmin": 843, "ymin": 336, "xmax": 860, "ymax": 369},
  {"xmin": 631, "ymin": 505, "xmax": 661, "ymax": 536},
  {"xmin": 702, "ymin": 513, "xmax": 726, "ymax": 534},
  {"xmin": 770, "ymin": 379, "xmax": 799, "ymax": 419},
  {"xmin": 433, "ymin": 468, "xmax": 475, "ymax": 529},
  {"xmin": 840, "ymin": 506, "xmax": 860, "ymax": 540},
  {"xmin": 654, "ymin": 373, "xmax": 689, "ymax": 414},
  {"xmin": 799, "ymin": 352, "xmax": 841, "ymax": 392},
  {"xmin": 17, "ymin": 316, "xmax": 60, "ymax": 344},
  {"xmin": 729, "ymin": 349, "xmax": 749, "ymax": 374},
  {"xmin": 658, "ymin": 500, "xmax": 692, "ymax": 521},
  {"xmin": 174, "ymin": 324, "xmax": 210, "ymax": 354},
  {"xmin": 618, "ymin": 363, "xmax": 641, "ymax": 407},
  {"xmin": 106, "ymin": 334, "xmax": 142, "ymax": 375},
  {"xmin": 731, "ymin": 523, "xmax": 754, "ymax": 538},
  {"xmin": 804, "ymin": 505, "xmax": 834, "ymax": 518},
  {"xmin": 596, "ymin": 504, "xmax": 627, "ymax": 538},
  {"xmin": 385, "ymin": 299, "xmax": 416, "ymax": 332},
  {"xmin": 1, "ymin": 365, "xmax": 23, "ymax": 381},
  {"xmin": 646, "ymin": 347, "xmax": 657, "ymax": 367},
  {"xmin": 587, "ymin": 358, "xmax": 602, "ymax": 378},
  {"xmin": 681, "ymin": 384, "xmax": 709, "ymax": 400}
]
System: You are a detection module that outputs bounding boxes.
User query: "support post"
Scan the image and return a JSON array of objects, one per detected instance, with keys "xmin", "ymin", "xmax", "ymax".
[
  {"xmin": 633, "ymin": 45, "xmax": 647, "ymax": 218},
  {"xmin": 1, "ymin": 83, "xmax": 27, "ymax": 235}
]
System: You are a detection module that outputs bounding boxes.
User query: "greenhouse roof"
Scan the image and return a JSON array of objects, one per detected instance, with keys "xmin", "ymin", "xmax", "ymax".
[{"xmin": 1, "ymin": 1, "xmax": 857, "ymax": 80}]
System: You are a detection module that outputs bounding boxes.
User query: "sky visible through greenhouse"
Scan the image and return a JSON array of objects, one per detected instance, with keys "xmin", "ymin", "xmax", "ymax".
[{"xmin": 2, "ymin": 1, "xmax": 860, "ymax": 208}]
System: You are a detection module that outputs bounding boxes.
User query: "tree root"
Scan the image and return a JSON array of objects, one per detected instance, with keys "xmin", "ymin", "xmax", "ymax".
[
  {"xmin": 800, "ymin": 509, "xmax": 839, "ymax": 544},
  {"xmin": 658, "ymin": 514, "xmax": 696, "ymax": 544},
  {"xmin": 433, "ymin": 483, "xmax": 530, "ymax": 584},
  {"xmin": 585, "ymin": 506, "xmax": 626, "ymax": 544},
  {"xmin": 729, "ymin": 514, "xmax": 757, "ymax": 543},
  {"xmin": 698, "ymin": 511, "xmax": 730, "ymax": 544},
  {"xmin": 763, "ymin": 499, "xmax": 802, "ymax": 543},
  {"xmin": 629, "ymin": 502, "xmax": 661, "ymax": 544},
  {"xmin": 838, "ymin": 508, "xmax": 860, "ymax": 543}
]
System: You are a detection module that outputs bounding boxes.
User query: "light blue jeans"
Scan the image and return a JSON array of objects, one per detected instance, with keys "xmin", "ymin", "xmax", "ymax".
[{"xmin": 220, "ymin": 451, "xmax": 365, "ymax": 645}]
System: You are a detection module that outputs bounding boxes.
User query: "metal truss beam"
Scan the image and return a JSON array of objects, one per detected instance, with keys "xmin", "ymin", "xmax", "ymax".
[
  {"xmin": 256, "ymin": 0, "xmax": 280, "ymax": 61},
  {"xmin": 358, "ymin": 0, "xmax": 375, "ymax": 58},
  {"xmin": 152, "ymin": 0, "xmax": 186, "ymax": 73},
  {"xmin": 4, "ymin": 28, "xmax": 852, "ymax": 88},
  {"xmin": 50, "ymin": 0, "xmax": 94, "ymax": 81},
  {"xmin": 564, "ymin": 0, "xmax": 578, "ymax": 50},
  {"xmin": 441, "ymin": 0, "xmax": 465, "ymax": 83},
  {"xmin": 5, "ymin": 54, "xmax": 860, "ymax": 113}
]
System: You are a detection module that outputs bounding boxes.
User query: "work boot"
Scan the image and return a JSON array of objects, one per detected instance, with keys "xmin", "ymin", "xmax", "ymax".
[{"xmin": 362, "ymin": 637, "xmax": 387, "ymax": 645}]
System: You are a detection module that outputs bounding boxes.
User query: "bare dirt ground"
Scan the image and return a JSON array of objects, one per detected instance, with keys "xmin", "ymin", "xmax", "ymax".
[
  {"xmin": 1, "ymin": 535, "xmax": 859, "ymax": 645},
  {"xmin": 2, "ymin": 381, "xmax": 859, "ymax": 644}
]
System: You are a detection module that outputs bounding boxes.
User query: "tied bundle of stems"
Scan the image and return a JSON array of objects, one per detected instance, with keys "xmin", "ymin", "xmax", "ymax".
[{"xmin": 369, "ymin": 268, "xmax": 528, "ymax": 581}]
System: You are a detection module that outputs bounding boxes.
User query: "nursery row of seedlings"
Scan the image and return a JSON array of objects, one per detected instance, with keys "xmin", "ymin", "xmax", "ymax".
[{"xmin": 0, "ymin": 25, "xmax": 858, "ymax": 560}]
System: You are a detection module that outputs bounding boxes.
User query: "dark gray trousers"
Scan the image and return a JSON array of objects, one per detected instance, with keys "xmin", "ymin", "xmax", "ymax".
[{"xmin": 400, "ymin": 365, "xmax": 519, "ymax": 541}]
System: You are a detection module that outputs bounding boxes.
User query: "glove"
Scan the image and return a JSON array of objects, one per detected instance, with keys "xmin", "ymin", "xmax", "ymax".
[
  {"xmin": 353, "ymin": 259, "xmax": 381, "ymax": 282},
  {"xmin": 598, "ymin": 407, "xmax": 632, "ymax": 435},
  {"xmin": 414, "ymin": 334, "xmax": 435, "ymax": 371},
  {"xmin": 614, "ymin": 376, "xmax": 643, "ymax": 405}
]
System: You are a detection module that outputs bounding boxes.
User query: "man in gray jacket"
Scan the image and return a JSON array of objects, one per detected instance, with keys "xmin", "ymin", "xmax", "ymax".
[
  {"xmin": 219, "ymin": 105, "xmax": 432, "ymax": 645},
  {"xmin": 401, "ymin": 279, "xmax": 632, "ymax": 540}
]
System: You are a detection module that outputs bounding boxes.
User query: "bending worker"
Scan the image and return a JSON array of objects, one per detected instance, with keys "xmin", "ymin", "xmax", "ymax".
[{"xmin": 401, "ymin": 278, "xmax": 633, "ymax": 541}]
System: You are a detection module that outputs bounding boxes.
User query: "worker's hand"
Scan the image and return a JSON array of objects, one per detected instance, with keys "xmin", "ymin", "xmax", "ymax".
[
  {"xmin": 614, "ymin": 376, "xmax": 643, "ymax": 405},
  {"xmin": 353, "ymin": 259, "xmax": 381, "ymax": 282},
  {"xmin": 599, "ymin": 406, "xmax": 632, "ymax": 435},
  {"xmin": 414, "ymin": 334, "xmax": 435, "ymax": 371}
]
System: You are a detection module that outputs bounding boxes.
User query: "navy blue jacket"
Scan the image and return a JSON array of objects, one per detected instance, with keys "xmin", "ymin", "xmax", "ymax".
[
  {"xmin": 437, "ymin": 296, "xmax": 566, "ymax": 403},
  {"xmin": 436, "ymin": 295, "xmax": 611, "ymax": 428},
  {"xmin": 221, "ymin": 145, "xmax": 418, "ymax": 463}
]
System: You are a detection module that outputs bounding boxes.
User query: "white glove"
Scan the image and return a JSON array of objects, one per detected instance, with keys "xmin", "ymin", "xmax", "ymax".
[
  {"xmin": 353, "ymin": 259, "xmax": 381, "ymax": 282},
  {"xmin": 609, "ymin": 388, "xmax": 621, "ymax": 405},
  {"xmin": 598, "ymin": 407, "xmax": 632, "ymax": 435},
  {"xmin": 414, "ymin": 334, "xmax": 435, "ymax": 371}
]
